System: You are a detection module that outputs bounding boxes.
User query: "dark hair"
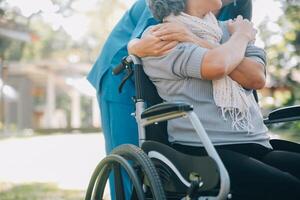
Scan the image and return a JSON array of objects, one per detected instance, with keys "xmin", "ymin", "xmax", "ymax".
[{"xmin": 148, "ymin": 0, "xmax": 186, "ymax": 21}]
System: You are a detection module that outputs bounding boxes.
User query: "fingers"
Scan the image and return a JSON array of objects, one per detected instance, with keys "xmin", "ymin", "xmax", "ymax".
[
  {"xmin": 236, "ymin": 15, "xmax": 243, "ymax": 21},
  {"xmin": 235, "ymin": 16, "xmax": 252, "ymax": 26},
  {"xmin": 155, "ymin": 40, "xmax": 173, "ymax": 48},
  {"xmin": 150, "ymin": 24, "xmax": 164, "ymax": 33},
  {"xmin": 160, "ymin": 41, "xmax": 178, "ymax": 53},
  {"xmin": 152, "ymin": 23, "xmax": 174, "ymax": 37},
  {"xmin": 152, "ymin": 22, "xmax": 186, "ymax": 37},
  {"xmin": 145, "ymin": 33, "xmax": 161, "ymax": 44},
  {"xmin": 155, "ymin": 41, "xmax": 178, "ymax": 56},
  {"xmin": 152, "ymin": 29, "xmax": 169, "ymax": 37},
  {"xmin": 158, "ymin": 33, "xmax": 181, "ymax": 41},
  {"xmin": 244, "ymin": 18, "xmax": 250, "ymax": 23},
  {"xmin": 227, "ymin": 19, "xmax": 233, "ymax": 26}
]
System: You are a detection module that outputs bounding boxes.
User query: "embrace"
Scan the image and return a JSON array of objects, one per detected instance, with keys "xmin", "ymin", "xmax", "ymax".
[{"xmin": 87, "ymin": 0, "xmax": 300, "ymax": 199}]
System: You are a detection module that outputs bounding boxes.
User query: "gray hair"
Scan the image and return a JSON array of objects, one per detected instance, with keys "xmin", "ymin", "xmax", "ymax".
[{"xmin": 148, "ymin": 0, "xmax": 186, "ymax": 21}]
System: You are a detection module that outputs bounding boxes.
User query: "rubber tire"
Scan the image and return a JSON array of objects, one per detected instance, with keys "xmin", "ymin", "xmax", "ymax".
[
  {"xmin": 112, "ymin": 144, "xmax": 167, "ymax": 200},
  {"xmin": 85, "ymin": 154, "xmax": 145, "ymax": 200}
]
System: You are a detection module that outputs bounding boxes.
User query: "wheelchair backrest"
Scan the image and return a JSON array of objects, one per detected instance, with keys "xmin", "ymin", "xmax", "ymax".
[{"xmin": 134, "ymin": 64, "xmax": 170, "ymax": 145}]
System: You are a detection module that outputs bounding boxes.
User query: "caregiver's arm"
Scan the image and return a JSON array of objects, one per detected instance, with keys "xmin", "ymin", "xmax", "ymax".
[
  {"xmin": 128, "ymin": 25, "xmax": 178, "ymax": 57},
  {"xmin": 128, "ymin": 23, "xmax": 216, "ymax": 57},
  {"xmin": 151, "ymin": 23, "xmax": 218, "ymax": 49},
  {"xmin": 128, "ymin": 33, "xmax": 178, "ymax": 57}
]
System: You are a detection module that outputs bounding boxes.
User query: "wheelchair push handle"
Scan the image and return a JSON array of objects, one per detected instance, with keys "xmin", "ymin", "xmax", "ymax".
[
  {"xmin": 112, "ymin": 56, "xmax": 134, "ymax": 93},
  {"xmin": 113, "ymin": 55, "xmax": 142, "ymax": 74},
  {"xmin": 112, "ymin": 62, "xmax": 125, "ymax": 75},
  {"xmin": 112, "ymin": 56, "xmax": 130, "ymax": 75},
  {"xmin": 112, "ymin": 55, "xmax": 143, "ymax": 93}
]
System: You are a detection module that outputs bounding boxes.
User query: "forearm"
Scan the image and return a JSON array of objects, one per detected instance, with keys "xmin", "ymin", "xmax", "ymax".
[
  {"xmin": 201, "ymin": 32, "xmax": 249, "ymax": 80},
  {"xmin": 229, "ymin": 57, "xmax": 266, "ymax": 89},
  {"xmin": 217, "ymin": 33, "xmax": 250, "ymax": 73},
  {"xmin": 127, "ymin": 32, "xmax": 178, "ymax": 57}
]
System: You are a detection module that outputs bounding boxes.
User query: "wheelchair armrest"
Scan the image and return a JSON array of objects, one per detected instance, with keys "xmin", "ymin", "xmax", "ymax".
[
  {"xmin": 263, "ymin": 105, "xmax": 300, "ymax": 125},
  {"xmin": 141, "ymin": 102, "xmax": 193, "ymax": 120}
]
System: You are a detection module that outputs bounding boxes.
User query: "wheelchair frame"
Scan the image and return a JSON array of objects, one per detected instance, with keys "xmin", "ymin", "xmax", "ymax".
[{"xmin": 85, "ymin": 55, "xmax": 300, "ymax": 200}]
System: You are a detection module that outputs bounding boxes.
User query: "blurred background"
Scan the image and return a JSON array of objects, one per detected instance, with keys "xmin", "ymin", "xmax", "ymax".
[{"xmin": 0, "ymin": 0, "xmax": 299, "ymax": 199}]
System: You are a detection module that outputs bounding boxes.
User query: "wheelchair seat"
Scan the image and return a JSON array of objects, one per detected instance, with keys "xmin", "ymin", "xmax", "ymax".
[{"xmin": 142, "ymin": 141, "xmax": 219, "ymax": 196}]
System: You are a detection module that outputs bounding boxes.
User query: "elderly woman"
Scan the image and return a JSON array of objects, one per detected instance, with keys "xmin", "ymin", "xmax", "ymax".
[{"xmin": 140, "ymin": 0, "xmax": 300, "ymax": 199}]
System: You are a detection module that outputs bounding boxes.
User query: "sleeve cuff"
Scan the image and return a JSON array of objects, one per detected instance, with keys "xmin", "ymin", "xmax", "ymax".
[
  {"xmin": 247, "ymin": 56, "xmax": 265, "ymax": 66},
  {"xmin": 245, "ymin": 45, "xmax": 267, "ymax": 65},
  {"xmin": 186, "ymin": 46, "xmax": 208, "ymax": 79}
]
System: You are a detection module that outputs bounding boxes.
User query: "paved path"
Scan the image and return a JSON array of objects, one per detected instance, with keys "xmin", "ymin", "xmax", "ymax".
[{"xmin": 0, "ymin": 133, "xmax": 107, "ymax": 191}]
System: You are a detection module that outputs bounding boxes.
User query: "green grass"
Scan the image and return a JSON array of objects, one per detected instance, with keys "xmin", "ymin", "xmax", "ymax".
[
  {"xmin": 0, "ymin": 182, "xmax": 85, "ymax": 200},
  {"xmin": 272, "ymin": 129, "xmax": 300, "ymax": 143}
]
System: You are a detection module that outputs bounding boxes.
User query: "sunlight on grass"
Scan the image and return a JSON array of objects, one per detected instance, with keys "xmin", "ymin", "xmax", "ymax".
[
  {"xmin": 0, "ymin": 133, "xmax": 110, "ymax": 200},
  {"xmin": 0, "ymin": 182, "xmax": 85, "ymax": 200}
]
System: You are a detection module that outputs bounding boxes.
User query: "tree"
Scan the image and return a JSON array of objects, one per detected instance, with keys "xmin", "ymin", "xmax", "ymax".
[
  {"xmin": 260, "ymin": 1, "xmax": 300, "ymax": 134},
  {"xmin": 260, "ymin": 1, "xmax": 300, "ymax": 106},
  {"xmin": 0, "ymin": 0, "xmax": 131, "ymax": 62}
]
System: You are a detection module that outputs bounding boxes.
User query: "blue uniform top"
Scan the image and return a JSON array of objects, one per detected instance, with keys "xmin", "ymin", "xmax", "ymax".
[
  {"xmin": 87, "ymin": 0, "xmax": 156, "ymax": 102},
  {"xmin": 87, "ymin": 0, "xmax": 252, "ymax": 103}
]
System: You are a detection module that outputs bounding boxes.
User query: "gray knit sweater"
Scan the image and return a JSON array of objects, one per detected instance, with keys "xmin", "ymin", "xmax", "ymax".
[{"xmin": 141, "ymin": 21, "xmax": 271, "ymax": 148}]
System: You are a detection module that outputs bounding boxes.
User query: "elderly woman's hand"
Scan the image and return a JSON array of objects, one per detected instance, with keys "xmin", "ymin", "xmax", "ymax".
[
  {"xmin": 128, "ymin": 26, "xmax": 178, "ymax": 57},
  {"xmin": 228, "ymin": 15, "xmax": 257, "ymax": 42}
]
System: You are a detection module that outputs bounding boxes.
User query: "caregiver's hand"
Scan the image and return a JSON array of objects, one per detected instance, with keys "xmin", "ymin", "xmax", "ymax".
[
  {"xmin": 152, "ymin": 22, "xmax": 217, "ymax": 49},
  {"xmin": 228, "ymin": 15, "xmax": 257, "ymax": 42},
  {"xmin": 128, "ymin": 26, "xmax": 178, "ymax": 57},
  {"xmin": 152, "ymin": 22, "xmax": 193, "ymax": 42}
]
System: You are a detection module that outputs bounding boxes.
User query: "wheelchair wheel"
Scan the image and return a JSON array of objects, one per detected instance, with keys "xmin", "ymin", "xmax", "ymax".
[
  {"xmin": 112, "ymin": 144, "xmax": 166, "ymax": 200},
  {"xmin": 85, "ymin": 153, "xmax": 146, "ymax": 200},
  {"xmin": 85, "ymin": 144, "xmax": 166, "ymax": 200}
]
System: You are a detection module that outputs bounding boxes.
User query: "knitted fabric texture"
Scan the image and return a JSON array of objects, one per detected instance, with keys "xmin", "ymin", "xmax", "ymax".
[{"xmin": 164, "ymin": 12, "xmax": 259, "ymax": 130}]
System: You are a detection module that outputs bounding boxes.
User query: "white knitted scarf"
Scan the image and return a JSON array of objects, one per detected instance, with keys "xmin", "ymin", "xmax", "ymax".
[{"xmin": 165, "ymin": 12, "xmax": 259, "ymax": 131}]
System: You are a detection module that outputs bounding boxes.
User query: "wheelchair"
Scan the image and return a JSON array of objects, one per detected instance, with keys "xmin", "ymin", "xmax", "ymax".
[{"xmin": 85, "ymin": 55, "xmax": 300, "ymax": 200}]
